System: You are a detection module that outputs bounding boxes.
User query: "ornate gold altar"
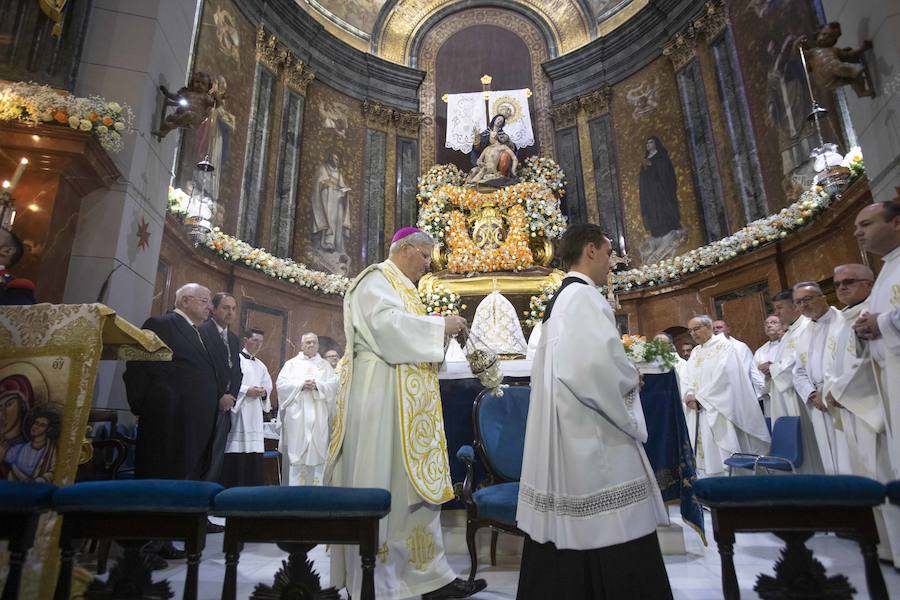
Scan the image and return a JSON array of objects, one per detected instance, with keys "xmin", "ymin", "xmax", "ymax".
[{"xmin": 0, "ymin": 304, "xmax": 171, "ymax": 599}]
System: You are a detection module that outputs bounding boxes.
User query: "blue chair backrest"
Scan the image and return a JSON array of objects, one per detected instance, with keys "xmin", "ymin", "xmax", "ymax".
[
  {"xmin": 474, "ymin": 385, "xmax": 530, "ymax": 482},
  {"xmin": 770, "ymin": 416, "xmax": 803, "ymax": 468}
]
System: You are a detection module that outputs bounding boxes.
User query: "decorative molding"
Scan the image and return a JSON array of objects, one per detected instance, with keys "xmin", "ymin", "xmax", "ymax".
[
  {"xmin": 578, "ymin": 85, "xmax": 612, "ymax": 119},
  {"xmin": 283, "ymin": 54, "xmax": 315, "ymax": 95},
  {"xmin": 694, "ymin": 0, "xmax": 728, "ymax": 40},
  {"xmin": 361, "ymin": 99, "xmax": 424, "ymax": 135},
  {"xmin": 550, "ymin": 99, "xmax": 580, "ymax": 130},
  {"xmin": 256, "ymin": 25, "xmax": 282, "ymax": 72},
  {"xmin": 663, "ymin": 0, "xmax": 729, "ymax": 70},
  {"xmin": 255, "ymin": 25, "xmax": 316, "ymax": 95},
  {"xmin": 663, "ymin": 27, "xmax": 698, "ymax": 71}
]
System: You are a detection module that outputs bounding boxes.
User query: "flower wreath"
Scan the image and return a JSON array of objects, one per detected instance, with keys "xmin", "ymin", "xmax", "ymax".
[{"xmin": 446, "ymin": 204, "xmax": 534, "ymax": 273}]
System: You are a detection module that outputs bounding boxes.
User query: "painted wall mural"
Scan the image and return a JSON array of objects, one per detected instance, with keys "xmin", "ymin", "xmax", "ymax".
[
  {"xmin": 612, "ymin": 56, "xmax": 704, "ymax": 266},
  {"xmin": 294, "ymin": 83, "xmax": 364, "ymax": 276}
]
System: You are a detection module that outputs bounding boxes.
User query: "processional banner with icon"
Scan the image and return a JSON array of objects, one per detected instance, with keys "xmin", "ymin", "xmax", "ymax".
[{"xmin": 0, "ymin": 303, "xmax": 171, "ymax": 599}]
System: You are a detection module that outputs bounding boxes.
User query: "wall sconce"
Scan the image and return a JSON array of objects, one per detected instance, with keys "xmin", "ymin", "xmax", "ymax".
[{"xmin": 0, "ymin": 158, "xmax": 28, "ymax": 229}]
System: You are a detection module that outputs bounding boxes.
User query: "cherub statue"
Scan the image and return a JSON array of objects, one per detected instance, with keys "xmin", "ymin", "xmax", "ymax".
[
  {"xmin": 799, "ymin": 22, "xmax": 874, "ymax": 98},
  {"xmin": 466, "ymin": 131, "xmax": 518, "ymax": 188},
  {"xmin": 153, "ymin": 71, "xmax": 219, "ymax": 139}
]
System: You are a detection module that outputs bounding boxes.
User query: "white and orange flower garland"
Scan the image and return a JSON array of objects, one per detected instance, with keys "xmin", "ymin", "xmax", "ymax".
[{"xmin": 447, "ymin": 204, "xmax": 534, "ymax": 273}]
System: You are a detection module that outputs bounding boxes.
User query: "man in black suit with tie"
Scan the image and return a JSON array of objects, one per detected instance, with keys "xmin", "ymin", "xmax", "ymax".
[
  {"xmin": 200, "ymin": 292, "xmax": 243, "ymax": 486},
  {"xmin": 124, "ymin": 283, "xmax": 234, "ymax": 562}
]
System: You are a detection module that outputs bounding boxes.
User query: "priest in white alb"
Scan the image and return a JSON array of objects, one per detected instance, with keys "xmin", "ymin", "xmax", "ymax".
[
  {"xmin": 276, "ymin": 332, "xmax": 337, "ymax": 486},
  {"xmin": 792, "ymin": 282, "xmax": 847, "ymax": 474},
  {"xmin": 714, "ymin": 319, "xmax": 766, "ymax": 400},
  {"xmin": 754, "ymin": 314, "xmax": 784, "ymax": 416},
  {"xmin": 517, "ymin": 224, "xmax": 671, "ymax": 599},
  {"xmin": 852, "ymin": 198, "xmax": 900, "ymax": 568},
  {"xmin": 326, "ymin": 227, "xmax": 486, "ymax": 600},
  {"xmin": 680, "ymin": 316, "xmax": 770, "ymax": 477},
  {"xmin": 769, "ymin": 290, "xmax": 824, "ymax": 473}
]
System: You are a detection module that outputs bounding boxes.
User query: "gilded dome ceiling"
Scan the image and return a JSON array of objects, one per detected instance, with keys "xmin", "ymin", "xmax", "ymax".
[{"xmin": 294, "ymin": 0, "xmax": 643, "ymax": 64}]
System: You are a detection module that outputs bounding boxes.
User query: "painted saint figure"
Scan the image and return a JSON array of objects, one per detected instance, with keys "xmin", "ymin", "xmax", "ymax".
[
  {"xmin": 311, "ymin": 151, "xmax": 351, "ymax": 254},
  {"xmin": 2, "ymin": 407, "xmax": 59, "ymax": 482},
  {"xmin": 638, "ymin": 136, "xmax": 685, "ymax": 264}
]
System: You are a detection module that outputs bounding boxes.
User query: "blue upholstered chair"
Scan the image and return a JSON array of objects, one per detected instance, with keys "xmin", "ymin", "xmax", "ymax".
[
  {"xmin": 53, "ymin": 479, "xmax": 222, "ymax": 600},
  {"xmin": 213, "ymin": 485, "xmax": 391, "ymax": 600},
  {"xmin": 694, "ymin": 475, "xmax": 888, "ymax": 600},
  {"xmin": 456, "ymin": 384, "xmax": 530, "ymax": 581},
  {"xmin": 724, "ymin": 416, "xmax": 802, "ymax": 474},
  {"xmin": 0, "ymin": 482, "xmax": 56, "ymax": 600},
  {"xmin": 888, "ymin": 480, "xmax": 900, "ymax": 506}
]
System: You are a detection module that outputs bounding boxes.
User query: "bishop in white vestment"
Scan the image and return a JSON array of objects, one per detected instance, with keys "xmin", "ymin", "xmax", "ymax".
[
  {"xmin": 277, "ymin": 332, "xmax": 338, "ymax": 486},
  {"xmin": 221, "ymin": 329, "xmax": 273, "ymax": 487},
  {"xmin": 327, "ymin": 228, "xmax": 485, "ymax": 600},
  {"xmin": 792, "ymin": 283, "xmax": 846, "ymax": 475},
  {"xmin": 852, "ymin": 201, "xmax": 900, "ymax": 568},
  {"xmin": 769, "ymin": 290, "xmax": 824, "ymax": 473},
  {"xmin": 680, "ymin": 318, "xmax": 770, "ymax": 477},
  {"xmin": 517, "ymin": 224, "xmax": 671, "ymax": 600}
]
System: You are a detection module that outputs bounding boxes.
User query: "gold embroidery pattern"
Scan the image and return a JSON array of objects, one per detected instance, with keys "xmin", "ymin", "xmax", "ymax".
[
  {"xmin": 406, "ymin": 526, "xmax": 436, "ymax": 571},
  {"xmin": 377, "ymin": 542, "xmax": 389, "ymax": 564},
  {"xmin": 891, "ymin": 284, "xmax": 900, "ymax": 307},
  {"xmin": 382, "ymin": 262, "xmax": 453, "ymax": 504}
]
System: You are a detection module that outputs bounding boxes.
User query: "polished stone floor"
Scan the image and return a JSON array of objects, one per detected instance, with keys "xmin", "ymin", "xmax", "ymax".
[{"xmin": 144, "ymin": 511, "xmax": 900, "ymax": 599}]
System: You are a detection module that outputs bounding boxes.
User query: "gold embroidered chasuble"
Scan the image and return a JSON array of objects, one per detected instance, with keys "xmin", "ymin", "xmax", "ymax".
[{"xmin": 326, "ymin": 259, "xmax": 453, "ymax": 504}]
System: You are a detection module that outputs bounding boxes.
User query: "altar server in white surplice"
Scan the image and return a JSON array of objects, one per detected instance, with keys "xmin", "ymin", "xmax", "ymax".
[
  {"xmin": 754, "ymin": 315, "xmax": 784, "ymax": 416},
  {"xmin": 277, "ymin": 332, "xmax": 337, "ymax": 486},
  {"xmin": 221, "ymin": 329, "xmax": 272, "ymax": 488},
  {"xmin": 852, "ymin": 199, "xmax": 900, "ymax": 568},
  {"xmin": 680, "ymin": 316, "xmax": 770, "ymax": 478},
  {"xmin": 517, "ymin": 224, "xmax": 671, "ymax": 600},
  {"xmin": 769, "ymin": 290, "xmax": 824, "ymax": 473},
  {"xmin": 792, "ymin": 282, "xmax": 847, "ymax": 475},
  {"xmin": 327, "ymin": 227, "xmax": 486, "ymax": 600}
]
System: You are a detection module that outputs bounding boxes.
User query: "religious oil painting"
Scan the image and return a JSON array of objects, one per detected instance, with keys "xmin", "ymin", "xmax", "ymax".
[
  {"xmin": 0, "ymin": 358, "xmax": 71, "ymax": 484},
  {"xmin": 295, "ymin": 83, "xmax": 364, "ymax": 276},
  {"xmin": 612, "ymin": 56, "xmax": 704, "ymax": 266}
]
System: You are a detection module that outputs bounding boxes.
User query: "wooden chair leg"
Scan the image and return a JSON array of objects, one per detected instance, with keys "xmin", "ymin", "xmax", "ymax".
[
  {"xmin": 858, "ymin": 536, "xmax": 889, "ymax": 599},
  {"xmin": 359, "ymin": 519, "xmax": 378, "ymax": 600},
  {"xmin": 490, "ymin": 530, "xmax": 499, "ymax": 566},
  {"xmin": 53, "ymin": 539, "xmax": 76, "ymax": 600},
  {"xmin": 96, "ymin": 538, "xmax": 112, "ymax": 575},
  {"xmin": 712, "ymin": 511, "xmax": 739, "ymax": 600},
  {"xmin": 221, "ymin": 524, "xmax": 242, "ymax": 600},
  {"xmin": 465, "ymin": 522, "xmax": 479, "ymax": 583},
  {"xmin": 2, "ymin": 547, "xmax": 27, "ymax": 600}
]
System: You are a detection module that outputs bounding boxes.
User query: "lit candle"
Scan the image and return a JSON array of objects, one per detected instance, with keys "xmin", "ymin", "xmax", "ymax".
[{"xmin": 8, "ymin": 158, "xmax": 28, "ymax": 193}]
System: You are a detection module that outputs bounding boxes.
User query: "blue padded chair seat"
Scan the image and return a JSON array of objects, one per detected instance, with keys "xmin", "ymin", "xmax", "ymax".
[
  {"xmin": 0, "ymin": 481, "xmax": 57, "ymax": 512},
  {"xmin": 723, "ymin": 456, "xmax": 757, "ymax": 470},
  {"xmin": 214, "ymin": 486, "xmax": 390, "ymax": 518},
  {"xmin": 472, "ymin": 482, "xmax": 518, "ymax": 525},
  {"xmin": 888, "ymin": 481, "xmax": 900, "ymax": 505},
  {"xmin": 694, "ymin": 475, "xmax": 885, "ymax": 508},
  {"xmin": 53, "ymin": 480, "xmax": 223, "ymax": 513}
]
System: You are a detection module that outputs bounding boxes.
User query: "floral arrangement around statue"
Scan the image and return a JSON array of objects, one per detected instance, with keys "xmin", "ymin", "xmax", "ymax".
[
  {"xmin": 205, "ymin": 228, "xmax": 350, "ymax": 296},
  {"xmin": 622, "ymin": 335, "xmax": 678, "ymax": 370},
  {"xmin": 614, "ymin": 149, "xmax": 865, "ymax": 292},
  {"xmin": 419, "ymin": 284, "xmax": 466, "ymax": 316},
  {"xmin": 0, "ymin": 82, "xmax": 133, "ymax": 152},
  {"xmin": 524, "ymin": 280, "xmax": 561, "ymax": 328},
  {"xmin": 416, "ymin": 160, "xmax": 567, "ymax": 274}
]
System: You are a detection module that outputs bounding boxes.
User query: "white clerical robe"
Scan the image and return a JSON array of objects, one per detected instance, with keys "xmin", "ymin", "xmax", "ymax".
[
  {"xmin": 793, "ymin": 306, "xmax": 847, "ymax": 474},
  {"xmin": 225, "ymin": 353, "xmax": 273, "ymax": 454},
  {"xmin": 517, "ymin": 272, "xmax": 668, "ymax": 550},
  {"xmin": 277, "ymin": 353, "xmax": 337, "ymax": 485},
  {"xmin": 769, "ymin": 316, "xmax": 824, "ymax": 473},
  {"xmin": 329, "ymin": 260, "xmax": 456, "ymax": 600},
  {"xmin": 680, "ymin": 334, "xmax": 771, "ymax": 477},
  {"xmin": 754, "ymin": 339, "xmax": 781, "ymax": 416},
  {"xmin": 865, "ymin": 246, "xmax": 900, "ymax": 568},
  {"xmin": 731, "ymin": 337, "xmax": 766, "ymax": 401}
]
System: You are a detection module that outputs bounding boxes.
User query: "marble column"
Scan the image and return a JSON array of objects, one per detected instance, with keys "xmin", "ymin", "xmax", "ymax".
[{"xmin": 62, "ymin": 0, "xmax": 202, "ymax": 411}]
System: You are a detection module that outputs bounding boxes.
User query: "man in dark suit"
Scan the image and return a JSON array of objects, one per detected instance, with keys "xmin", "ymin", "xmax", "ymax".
[
  {"xmin": 0, "ymin": 227, "xmax": 36, "ymax": 305},
  {"xmin": 123, "ymin": 283, "xmax": 234, "ymax": 561},
  {"xmin": 199, "ymin": 292, "xmax": 243, "ymax": 486}
]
